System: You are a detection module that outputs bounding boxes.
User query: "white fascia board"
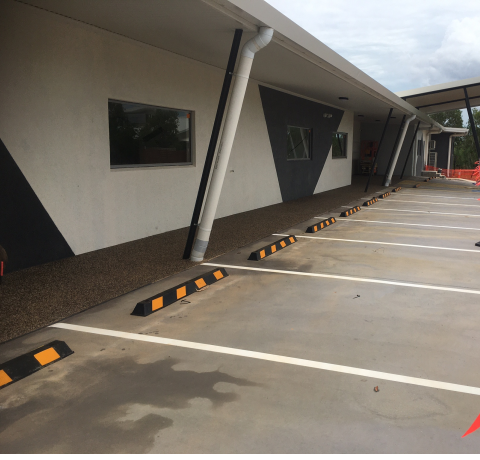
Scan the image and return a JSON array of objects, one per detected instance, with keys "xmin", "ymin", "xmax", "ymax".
[
  {"xmin": 396, "ymin": 76, "xmax": 480, "ymax": 98},
  {"xmin": 440, "ymin": 127, "xmax": 469, "ymax": 134},
  {"xmin": 210, "ymin": 0, "xmax": 438, "ymax": 128}
]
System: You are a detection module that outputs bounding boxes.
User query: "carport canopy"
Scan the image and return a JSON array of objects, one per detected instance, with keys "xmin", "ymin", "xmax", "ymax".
[
  {"xmin": 21, "ymin": 0, "xmax": 437, "ymax": 128},
  {"xmin": 396, "ymin": 76, "xmax": 480, "ymax": 114}
]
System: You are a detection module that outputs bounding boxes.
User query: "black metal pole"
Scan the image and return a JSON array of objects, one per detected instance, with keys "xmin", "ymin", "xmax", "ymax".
[
  {"xmin": 182, "ymin": 29, "xmax": 243, "ymax": 259},
  {"xmin": 383, "ymin": 114, "xmax": 406, "ymax": 185},
  {"xmin": 464, "ymin": 87, "xmax": 480, "ymax": 161},
  {"xmin": 400, "ymin": 121, "xmax": 420, "ymax": 179},
  {"xmin": 365, "ymin": 108, "xmax": 393, "ymax": 193}
]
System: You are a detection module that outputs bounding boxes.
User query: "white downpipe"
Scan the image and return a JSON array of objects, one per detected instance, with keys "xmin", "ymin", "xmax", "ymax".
[
  {"xmin": 191, "ymin": 27, "xmax": 274, "ymax": 262},
  {"xmin": 447, "ymin": 133, "xmax": 466, "ymax": 173},
  {"xmin": 447, "ymin": 134, "xmax": 454, "ymax": 172},
  {"xmin": 385, "ymin": 114, "xmax": 416, "ymax": 186}
]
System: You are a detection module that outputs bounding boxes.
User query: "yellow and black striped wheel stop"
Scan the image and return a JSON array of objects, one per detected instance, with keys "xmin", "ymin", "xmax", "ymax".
[
  {"xmin": 248, "ymin": 236, "xmax": 297, "ymax": 261},
  {"xmin": 392, "ymin": 187, "xmax": 402, "ymax": 192},
  {"xmin": 131, "ymin": 267, "xmax": 229, "ymax": 317},
  {"xmin": 305, "ymin": 217, "xmax": 336, "ymax": 233},
  {"xmin": 378, "ymin": 192, "xmax": 391, "ymax": 199},
  {"xmin": 362, "ymin": 197, "xmax": 378, "ymax": 207},
  {"xmin": 0, "ymin": 341, "xmax": 73, "ymax": 390},
  {"xmin": 340, "ymin": 206, "xmax": 361, "ymax": 217}
]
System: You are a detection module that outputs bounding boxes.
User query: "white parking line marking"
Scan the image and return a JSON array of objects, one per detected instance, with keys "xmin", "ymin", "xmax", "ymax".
[
  {"xmin": 50, "ymin": 323, "xmax": 480, "ymax": 397},
  {"xmin": 272, "ymin": 234, "xmax": 480, "ymax": 253},
  {"xmin": 374, "ymin": 199, "xmax": 480, "ymax": 208},
  {"xmin": 343, "ymin": 206, "xmax": 480, "ymax": 218},
  {"xmin": 399, "ymin": 192, "xmax": 479, "ymax": 200},
  {"xmin": 328, "ymin": 218, "xmax": 480, "ymax": 231},
  {"xmin": 202, "ymin": 263, "xmax": 480, "ymax": 295}
]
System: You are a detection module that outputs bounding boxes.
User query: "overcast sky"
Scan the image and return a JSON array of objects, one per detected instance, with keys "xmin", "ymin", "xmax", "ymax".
[{"xmin": 265, "ymin": 0, "xmax": 480, "ymax": 93}]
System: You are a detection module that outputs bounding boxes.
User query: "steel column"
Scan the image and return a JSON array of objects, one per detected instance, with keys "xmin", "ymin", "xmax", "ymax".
[
  {"xmin": 383, "ymin": 114, "xmax": 406, "ymax": 185},
  {"xmin": 400, "ymin": 121, "xmax": 421, "ymax": 179},
  {"xmin": 365, "ymin": 108, "xmax": 393, "ymax": 193},
  {"xmin": 464, "ymin": 87, "xmax": 480, "ymax": 161},
  {"xmin": 183, "ymin": 29, "xmax": 243, "ymax": 259}
]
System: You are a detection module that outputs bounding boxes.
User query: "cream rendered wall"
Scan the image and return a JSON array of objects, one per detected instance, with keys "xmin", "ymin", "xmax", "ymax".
[
  {"xmin": 313, "ymin": 110, "xmax": 354, "ymax": 193},
  {"xmin": 0, "ymin": 1, "xmax": 281, "ymax": 255},
  {"xmin": 216, "ymin": 83, "xmax": 283, "ymax": 218}
]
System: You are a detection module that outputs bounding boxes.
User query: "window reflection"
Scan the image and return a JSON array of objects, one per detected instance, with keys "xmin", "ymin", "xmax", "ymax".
[
  {"xmin": 332, "ymin": 132, "xmax": 347, "ymax": 158},
  {"xmin": 287, "ymin": 126, "xmax": 311, "ymax": 160},
  {"xmin": 108, "ymin": 100, "xmax": 192, "ymax": 167}
]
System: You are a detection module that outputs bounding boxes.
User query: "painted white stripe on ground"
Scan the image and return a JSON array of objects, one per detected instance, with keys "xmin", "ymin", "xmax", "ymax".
[
  {"xmin": 364, "ymin": 199, "xmax": 480, "ymax": 207},
  {"xmin": 343, "ymin": 206, "xmax": 480, "ymax": 218},
  {"xmin": 202, "ymin": 262, "xmax": 480, "ymax": 295},
  {"xmin": 326, "ymin": 217, "xmax": 480, "ymax": 232},
  {"xmin": 399, "ymin": 192, "xmax": 478, "ymax": 200},
  {"xmin": 50, "ymin": 323, "xmax": 480, "ymax": 397},
  {"xmin": 272, "ymin": 234, "xmax": 480, "ymax": 253}
]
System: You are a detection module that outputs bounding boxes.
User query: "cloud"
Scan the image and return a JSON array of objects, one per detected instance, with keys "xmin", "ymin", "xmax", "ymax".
[
  {"xmin": 418, "ymin": 17, "xmax": 480, "ymax": 86},
  {"xmin": 265, "ymin": 0, "xmax": 480, "ymax": 92}
]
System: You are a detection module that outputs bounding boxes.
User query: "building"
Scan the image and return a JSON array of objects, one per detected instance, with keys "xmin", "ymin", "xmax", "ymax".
[
  {"xmin": 397, "ymin": 77, "xmax": 480, "ymax": 171},
  {"xmin": 0, "ymin": 0, "xmax": 470, "ymax": 272}
]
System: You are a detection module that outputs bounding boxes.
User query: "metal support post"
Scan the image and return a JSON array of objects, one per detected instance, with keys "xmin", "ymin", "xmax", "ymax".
[
  {"xmin": 183, "ymin": 29, "xmax": 243, "ymax": 259},
  {"xmin": 383, "ymin": 115, "xmax": 406, "ymax": 185},
  {"xmin": 400, "ymin": 121, "xmax": 421, "ymax": 179},
  {"xmin": 385, "ymin": 114, "xmax": 416, "ymax": 187},
  {"xmin": 190, "ymin": 27, "xmax": 274, "ymax": 262},
  {"xmin": 365, "ymin": 108, "xmax": 393, "ymax": 193}
]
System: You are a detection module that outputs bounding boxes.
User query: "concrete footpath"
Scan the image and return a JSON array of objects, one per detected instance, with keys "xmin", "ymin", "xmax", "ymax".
[{"xmin": 1, "ymin": 178, "xmax": 480, "ymax": 453}]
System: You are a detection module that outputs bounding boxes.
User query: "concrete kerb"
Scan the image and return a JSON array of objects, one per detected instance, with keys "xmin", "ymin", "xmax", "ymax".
[
  {"xmin": 0, "ymin": 340, "xmax": 73, "ymax": 390},
  {"xmin": 131, "ymin": 267, "xmax": 229, "ymax": 317}
]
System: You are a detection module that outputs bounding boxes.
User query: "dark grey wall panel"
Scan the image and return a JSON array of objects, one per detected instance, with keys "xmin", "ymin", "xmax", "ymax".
[
  {"xmin": 360, "ymin": 122, "xmax": 416, "ymax": 176},
  {"xmin": 259, "ymin": 86, "xmax": 344, "ymax": 202},
  {"xmin": 0, "ymin": 139, "xmax": 74, "ymax": 272},
  {"xmin": 431, "ymin": 132, "xmax": 451, "ymax": 169}
]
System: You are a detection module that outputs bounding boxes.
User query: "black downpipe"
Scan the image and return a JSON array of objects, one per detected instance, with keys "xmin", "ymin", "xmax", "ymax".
[
  {"xmin": 382, "ymin": 114, "xmax": 406, "ymax": 186},
  {"xmin": 400, "ymin": 121, "xmax": 421, "ymax": 179},
  {"xmin": 365, "ymin": 108, "xmax": 393, "ymax": 193},
  {"xmin": 464, "ymin": 87, "xmax": 480, "ymax": 161},
  {"xmin": 182, "ymin": 29, "xmax": 243, "ymax": 259}
]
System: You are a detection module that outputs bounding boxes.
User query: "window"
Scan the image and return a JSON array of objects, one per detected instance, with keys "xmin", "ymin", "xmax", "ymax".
[
  {"xmin": 332, "ymin": 132, "xmax": 347, "ymax": 159},
  {"xmin": 287, "ymin": 126, "xmax": 311, "ymax": 160},
  {"xmin": 108, "ymin": 100, "xmax": 193, "ymax": 167}
]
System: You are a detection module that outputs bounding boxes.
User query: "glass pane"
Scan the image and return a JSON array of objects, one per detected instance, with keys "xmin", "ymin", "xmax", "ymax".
[
  {"xmin": 332, "ymin": 132, "xmax": 347, "ymax": 158},
  {"xmin": 287, "ymin": 126, "xmax": 311, "ymax": 160},
  {"xmin": 108, "ymin": 100, "xmax": 192, "ymax": 167}
]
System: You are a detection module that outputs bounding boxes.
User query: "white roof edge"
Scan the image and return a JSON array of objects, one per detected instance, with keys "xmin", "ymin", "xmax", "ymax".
[
  {"xmin": 212, "ymin": 0, "xmax": 437, "ymax": 127},
  {"xmin": 439, "ymin": 126, "xmax": 469, "ymax": 134},
  {"xmin": 396, "ymin": 76, "xmax": 480, "ymax": 98}
]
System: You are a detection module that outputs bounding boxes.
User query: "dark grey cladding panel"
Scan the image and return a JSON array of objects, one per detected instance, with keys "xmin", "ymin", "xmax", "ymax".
[
  {"xmin": 0, "ymin": 139, "xmax": 74, "ymax": 272},
  {"xmin": 258, "ymin": 85, "xmax": 344, "ymax": 202},
  {"xmin": 431, "ymin": 132, "xmax": 451, "ymax": 169}
]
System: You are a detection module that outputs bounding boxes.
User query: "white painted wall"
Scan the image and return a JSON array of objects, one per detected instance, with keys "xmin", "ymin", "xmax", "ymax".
[
  {"xmin": 313, "ymin": 110, "xmax": 354, "ymax": 193},
  {"xmin": 0, "ymin": 0, "xmax": 282, "ymax": 255},
  {"xmin": 0, "ymin": 0, "xmax": 352, "ymax": 257}
]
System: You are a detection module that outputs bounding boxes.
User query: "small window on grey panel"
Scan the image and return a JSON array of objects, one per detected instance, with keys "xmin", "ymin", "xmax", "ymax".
[
  {"xmin": 332, "ymin": 132, "xmax": 347, "ymax": 158},
  {"xmin": 287, "ymin": 126, "xmax": 311, "ymax": 160},
  {"xmin": 108, "ymin": 100, "xmax": 192, "ymax": 167}
]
